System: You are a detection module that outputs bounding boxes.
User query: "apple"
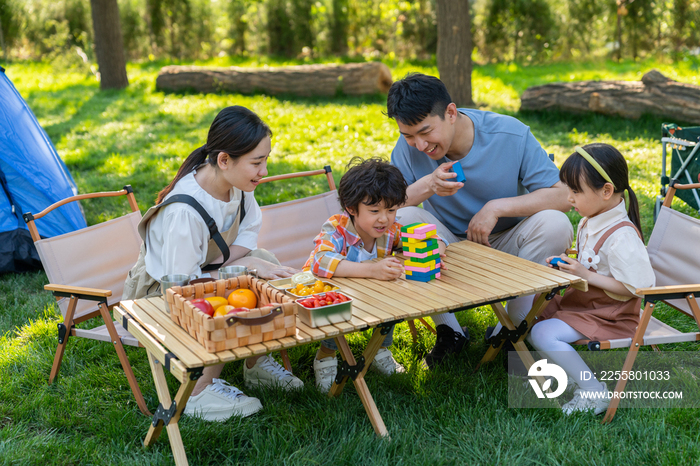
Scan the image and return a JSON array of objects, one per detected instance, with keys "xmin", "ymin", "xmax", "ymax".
[
  {"xmin": 226, "ymin": 307, "xmax": 249, "ymax": 315},
  {"xmin": 191, "ymin": 298, "xmax": 214, "ymax": 317}
]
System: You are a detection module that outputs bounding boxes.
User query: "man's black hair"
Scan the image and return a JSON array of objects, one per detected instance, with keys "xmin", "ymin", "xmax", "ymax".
[
  {"xmin": 338, "ymin": 157, "xmax": 407, "ymax": 216},
  {"xmin": 386, "ymin": 73, "xmax": 453, "ymax": 126}
]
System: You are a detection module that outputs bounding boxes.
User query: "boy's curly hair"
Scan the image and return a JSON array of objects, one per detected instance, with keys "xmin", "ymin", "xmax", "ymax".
[{"xmin": 338, "ymin": 157, "xmax": 408, "ymax": 216}]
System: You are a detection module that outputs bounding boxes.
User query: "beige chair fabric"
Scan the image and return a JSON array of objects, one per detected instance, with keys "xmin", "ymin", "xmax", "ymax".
[
  {"xmin": 257, "ymin": 190, "xmax": 342, "ymax": 269},
  {"xmin": 646, "ymin": 205, "xmax": 700, "ymax": 316},
  {"xmin": 35, "ymin": 210, "xmax": 143, "ymax": 345}
]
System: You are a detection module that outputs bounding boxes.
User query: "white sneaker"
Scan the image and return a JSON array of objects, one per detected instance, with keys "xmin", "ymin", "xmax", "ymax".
[
  {"xmin": 370, "ymin": 348, "xmax": 405, "ymax": 376},
  {"xmin": 313, "ymin": 356, "xmax": 338, "ymax": 393},
  {"xmin": 183, "ymin": 378, "xmax": 262, "ymax": 421},
  {"xmin": 562, "ymin": 382, "xmax": 610, "ymax": 415},
  {"xmin": 243, "ymin": 355, "xmax": 304, "ymax": 390}
]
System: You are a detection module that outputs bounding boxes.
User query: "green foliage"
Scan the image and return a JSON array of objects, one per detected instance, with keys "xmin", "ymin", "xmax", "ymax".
[
  {"xmin": 622, "ymin": 0, "xmax": 657, "ymax": 60},
  {"xmin": 398, "ymin": 0, "xmax": 437, "ymax": 58},
  {"xmin": 565, "ymin": 0, "xmax": 605, "ymax": 56},
  {"xmin": 484, "ymin": 0, "xmax": 555, "ymax": 63}
]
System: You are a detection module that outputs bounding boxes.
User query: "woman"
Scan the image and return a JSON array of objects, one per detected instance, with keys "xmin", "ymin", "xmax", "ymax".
[{"xmin": 124, "ymin": 106, "xmax": 303, "ymax": 421}]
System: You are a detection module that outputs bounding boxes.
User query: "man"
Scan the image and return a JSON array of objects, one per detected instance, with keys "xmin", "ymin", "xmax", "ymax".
[{"xmin": 387, "ymin": 73, "xmax": 573, "ymax": 368}]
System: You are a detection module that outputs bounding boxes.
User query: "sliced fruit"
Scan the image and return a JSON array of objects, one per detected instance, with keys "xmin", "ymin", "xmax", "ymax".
[{"xmin": 205, "ymin": 296, "xmax": 229, "ymax": 310}]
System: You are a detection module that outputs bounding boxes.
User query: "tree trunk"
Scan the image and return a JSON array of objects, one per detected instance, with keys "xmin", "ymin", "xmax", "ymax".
[
  {"xmin": 156, "ymin": 62, "xmax": 393, "ymax": 96},
  {"xmin": 90, "ymin": 0, "xmax": 129, "ymax": 90},
  {"xmin": 330, "ymin": 0, "xmax": 348, "ymax": 55},
  {"xmin": 520, "ymin": 70, "xmax": 700, "ymax": 124},
  {"xmin": 616, "ymin": 4, "xmax": 623, "ymax": 62},
  {"xmin": 436, "ymin": 0, "xmax": 475, "ymax": 107},
  {"xmin": 0, "ymin": 19, "xmax": 5, "ymax": 62}
]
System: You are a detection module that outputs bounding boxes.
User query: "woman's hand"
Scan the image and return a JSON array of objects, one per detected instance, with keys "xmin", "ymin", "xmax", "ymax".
[
  {"xmin": 255, "ymin": 263, "xmax": 298, "ymax": 280},
  {"xmin": 371, "ymin": 257, "xmax": 404, "ymax": 281}
]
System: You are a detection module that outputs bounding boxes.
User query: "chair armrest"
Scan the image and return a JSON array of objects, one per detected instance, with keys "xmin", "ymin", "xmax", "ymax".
[
  {"xmin": 44, "ymin": 284, "xmax": 112, "ymax": 298},
  {"xmin": 635, "ymin": 284, "xmax": 700, "ymax": 296}
]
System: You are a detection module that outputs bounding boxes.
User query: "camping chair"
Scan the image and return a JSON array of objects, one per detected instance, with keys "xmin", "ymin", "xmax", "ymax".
[
  {"xmin": 256, "ymin": 166, "xmax": 435, "ymax": 346},
  {"xmin": 23, "ymin": 186, "xmax": 151, "ymax": 416},
  {"xmin": 567, "ymin": 180, "xmax": 700, "ymax": 423},
  {"xmin": 654, "ymin": 123, "xmax": 700, "ymax": 220}
]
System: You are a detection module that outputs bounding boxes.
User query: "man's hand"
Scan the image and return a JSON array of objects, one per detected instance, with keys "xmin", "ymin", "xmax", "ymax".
[
  {"xmin": 428, "ymin": 161, "xmax": 464, "ymax": 197},
  {"xmin": 371, "ymin": 257, "xmax": 404, "ymax": 280},
  {"xmin": 466, "ymin": 202, "xmax": 499, "ymax": 247}
]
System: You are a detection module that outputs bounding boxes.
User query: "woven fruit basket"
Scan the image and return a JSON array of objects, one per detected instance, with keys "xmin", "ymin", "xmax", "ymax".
[{"xmin": 166, "ymin": 275, "xmax": 296, "ymax": 352}]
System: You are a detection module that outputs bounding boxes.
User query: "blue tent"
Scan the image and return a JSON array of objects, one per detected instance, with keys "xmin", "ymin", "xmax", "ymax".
[{"xmin": 0, "ymin": 66, "xmax": 87, "ymax": 273}]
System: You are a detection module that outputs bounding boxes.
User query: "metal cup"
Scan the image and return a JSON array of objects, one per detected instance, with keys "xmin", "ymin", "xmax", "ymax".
[
  {"xmin": 218, "ymin": 265, "xmax": 257, "ymax": 280},
  {"xmin": 161, "ymin": 274, "xmax": 191, "ymax": 314}
]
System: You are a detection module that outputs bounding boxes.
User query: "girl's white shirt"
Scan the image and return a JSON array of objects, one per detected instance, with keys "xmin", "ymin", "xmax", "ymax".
[
  {"xmin": 576, "ymin": 198, "xmax": 655, "ymax": 299},
  {"xmin": 144, "ymin": 171, "xmax": 262, "ymax": 279}
]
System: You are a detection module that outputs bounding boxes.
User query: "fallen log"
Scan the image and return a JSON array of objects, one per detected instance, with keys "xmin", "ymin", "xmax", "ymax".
[
  {"xmin": 520, "ymin": 69, "xmax": 700, "ymax": 124},
  {"xmin": 156, "ymin": 62, "xmax": 393, "ymax": 96}
]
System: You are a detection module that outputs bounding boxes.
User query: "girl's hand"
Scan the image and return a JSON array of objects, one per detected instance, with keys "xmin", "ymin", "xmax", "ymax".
[
  {"xmin": 549, "ymin": 255, "xmax": 590, "ymax": 279},
  {"xmin": 372, "ymin": 257, "xmax": 404, "ymax": 281}
]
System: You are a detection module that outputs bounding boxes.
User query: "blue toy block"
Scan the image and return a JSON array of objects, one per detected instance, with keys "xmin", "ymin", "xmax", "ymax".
[
  {"xmin": 451, "ymin": 163, "xmax": 466, "ymax": 183},
  {"xmin": 405, "ymin": 268, "xmax": 441, "ymax": 282}
]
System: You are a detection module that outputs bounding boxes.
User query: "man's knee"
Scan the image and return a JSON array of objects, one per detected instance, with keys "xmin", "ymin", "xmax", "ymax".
[{"xmin": 524, "ymin": 210, "xmax": 574, "ymax": 256}]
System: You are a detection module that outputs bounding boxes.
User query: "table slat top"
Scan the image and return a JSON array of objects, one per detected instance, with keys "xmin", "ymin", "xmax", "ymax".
[{"xmin": 121, "ymin": 240, "xmax": 585, "ymax": 368}]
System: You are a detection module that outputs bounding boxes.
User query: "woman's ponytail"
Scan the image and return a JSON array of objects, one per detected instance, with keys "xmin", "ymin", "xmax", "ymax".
[{"xmin": 156, "ymin": 144, "xmax": 209, "ymax": 204}]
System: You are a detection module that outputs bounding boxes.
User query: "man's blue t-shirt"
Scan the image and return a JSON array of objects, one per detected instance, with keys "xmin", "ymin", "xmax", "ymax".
[{"xmin": 391, "ymin": 108, "xmax": 560, "ymax": 238}]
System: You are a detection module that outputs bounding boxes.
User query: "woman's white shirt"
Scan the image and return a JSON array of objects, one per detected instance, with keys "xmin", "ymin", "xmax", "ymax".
[
  {"xmin": 144, "ymin": 171, "xmax": 262, "ymax": 279},
  {"xmin": 576, "ymin": 199, "xmax": 655, "ymax": 298}
]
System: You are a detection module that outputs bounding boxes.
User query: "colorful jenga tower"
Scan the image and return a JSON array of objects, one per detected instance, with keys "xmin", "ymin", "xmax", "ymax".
[{"xmin": 400, "ymin": 223, "xmax": 441, "ymax": 282}]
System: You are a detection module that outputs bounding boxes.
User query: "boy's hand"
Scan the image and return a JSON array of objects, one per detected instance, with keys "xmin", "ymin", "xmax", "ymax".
[
  {"xmin": 437, "ymin": 240, "xmax": 448, "ymax": 271},
  {"xmin": 372, "ymin": 257, "xmax": 404, "ymax": 280}
]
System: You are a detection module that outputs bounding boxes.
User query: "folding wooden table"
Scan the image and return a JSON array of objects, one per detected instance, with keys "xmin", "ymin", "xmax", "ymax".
[{"xmin": 113, "ymin": 240, "xmax": 586, "ymax": 465}]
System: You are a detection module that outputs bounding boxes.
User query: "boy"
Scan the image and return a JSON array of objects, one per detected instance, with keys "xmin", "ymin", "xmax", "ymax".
[{"xmin": 304, "ymin": 157, "xmax": 446, "ymax": 391}]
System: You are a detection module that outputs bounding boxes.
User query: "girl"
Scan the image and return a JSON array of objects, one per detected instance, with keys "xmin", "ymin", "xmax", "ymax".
[
  {"xmin": 124, "ymin": 106, "xmax": 302, "ymax": 421},
  {"xmin": 528, "ymin": 143, "xmax": 655, "ymax": 415}
]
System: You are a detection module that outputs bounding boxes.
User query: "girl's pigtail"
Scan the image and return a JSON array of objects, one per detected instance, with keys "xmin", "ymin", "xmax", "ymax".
[{"xmin": 626, "ymin": 186, "xmax": 644, "ymax": 242}]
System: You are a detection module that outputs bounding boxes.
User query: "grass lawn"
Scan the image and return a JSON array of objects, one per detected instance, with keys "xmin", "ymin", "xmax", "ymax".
[{"xmin": 2, "ymin": 56, "xmax": 700, "ymax": 465}]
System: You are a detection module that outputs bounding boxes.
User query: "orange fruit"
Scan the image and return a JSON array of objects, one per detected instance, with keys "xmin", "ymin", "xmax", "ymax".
[
  {"xmin": 205, "ymin": 296, "xmax": 229, "ymax": 310},
  {"xmin": 227, "ymin": 288, "xmax": 258, "ymax": 309},
  {"xmin": 214, "ymin": 305, "xmax": 235, "ymax": 317}
]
